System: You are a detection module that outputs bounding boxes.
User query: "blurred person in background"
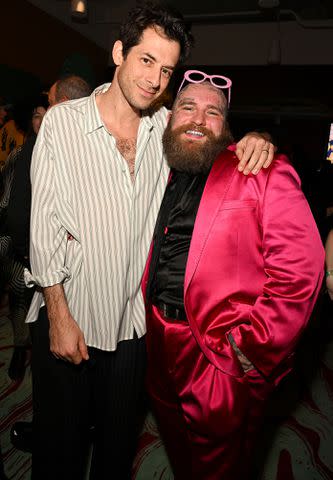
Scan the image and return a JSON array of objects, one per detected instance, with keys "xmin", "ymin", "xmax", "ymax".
[
  {"xmin": 0, "ymin": 94, "xmax": 48, "ymax": 380},
  {"xmin": 0, "ymin": 97, "xmax": 26, "ymax": 168}
]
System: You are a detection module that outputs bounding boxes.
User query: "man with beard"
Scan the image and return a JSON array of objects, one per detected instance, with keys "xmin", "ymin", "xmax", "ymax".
[
  {"xmin": 143, "ymin": 74, "xmax": 324, "ymax": 480},
  {"xmin": 25, "ymin": 3, "xmax": 277, "ymax": 478}
]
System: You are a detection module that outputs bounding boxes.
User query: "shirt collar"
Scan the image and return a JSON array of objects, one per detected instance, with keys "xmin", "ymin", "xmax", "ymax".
[
  {"xmin": 84, "ymin": 83, "xmax": 110, "ymax": 135},
  {"xmin": 84, "ymin": 83, "xmax": 155, "ymax": 135},
  {"xmin": 141, "ymin": 111, "xmax": 154, "ymax": 131}
]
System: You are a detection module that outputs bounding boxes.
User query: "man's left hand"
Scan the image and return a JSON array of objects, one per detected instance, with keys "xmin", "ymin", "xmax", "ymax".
[{"xmin": 236, "ymin": 132, "xmax": 275, "ymax": 176}]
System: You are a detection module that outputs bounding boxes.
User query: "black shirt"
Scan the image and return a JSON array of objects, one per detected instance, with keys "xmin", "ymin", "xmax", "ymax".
[{"xmin": 148, "ymin": 169, "xmax": 209, "ymax": 309}]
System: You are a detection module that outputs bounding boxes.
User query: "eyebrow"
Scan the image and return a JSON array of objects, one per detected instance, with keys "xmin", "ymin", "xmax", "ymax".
[
  {"xmin": 177, "ymin": 98, "xmax": 197, "ymax": 108},
  {"xmin": 142, "ymin": 52, "xmax": 175, "ymax": 71},
  {"xmin": 177, "ymin": 97, "xmax": 223, "ymax": 113}
]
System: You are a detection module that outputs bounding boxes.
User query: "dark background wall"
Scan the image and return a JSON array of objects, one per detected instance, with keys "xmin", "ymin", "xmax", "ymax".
[
  {"xmin": 2, "ymin": 0, "xmax": 333, "ymax": 235},
  {"xmin": 1, "ymin": 0, "xmax": 108, "ymax": 100}
]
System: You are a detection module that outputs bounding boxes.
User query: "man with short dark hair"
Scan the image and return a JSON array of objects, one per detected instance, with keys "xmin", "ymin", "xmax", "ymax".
[
  {"xmin": 26, "ymin": 4, "xmax": 275, "ymax": 479},
  {"xmin": 143, "ymin": 75, "xmax": 324, "ymax": 479}
]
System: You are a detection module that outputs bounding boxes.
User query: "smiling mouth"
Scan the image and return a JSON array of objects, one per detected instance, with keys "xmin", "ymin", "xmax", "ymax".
[
  {"xmin": 138, "ymin": 85, "xmax": 156, "ymax": 97},
  {"xmin": 184, "ymin": 130, "xmax": 205, "ymax": 139}
]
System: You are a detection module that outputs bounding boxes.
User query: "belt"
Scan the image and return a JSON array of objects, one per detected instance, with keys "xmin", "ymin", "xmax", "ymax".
[{"xmin": 153, "ymin": 301, "xmax": 187, "ymax": 321}]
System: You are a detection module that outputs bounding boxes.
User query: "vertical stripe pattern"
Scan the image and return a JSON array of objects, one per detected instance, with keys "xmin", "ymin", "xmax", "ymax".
[{"xmin": 25, "ymin": 83, "xmax": 170, "ymax": 351}]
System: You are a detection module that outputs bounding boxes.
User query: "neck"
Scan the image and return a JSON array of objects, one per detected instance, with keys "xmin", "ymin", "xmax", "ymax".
[{"xmin": 96, "ymin": 79, "xmax": 141, "ymax": 136}]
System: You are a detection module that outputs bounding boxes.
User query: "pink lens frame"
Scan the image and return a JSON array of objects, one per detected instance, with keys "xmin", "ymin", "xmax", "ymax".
[{"xmin": 177, "ymin": 69, "xmax": 232, "ymax": 106}]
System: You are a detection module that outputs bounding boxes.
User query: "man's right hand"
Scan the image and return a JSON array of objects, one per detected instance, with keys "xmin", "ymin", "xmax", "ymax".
[
  {"xmin": 43, "ymin": 283, "xmax": 89, "ymax": 364},
  {"xmin": 49, "ymin": 311, "xmax": 89, "ymax": 364}
]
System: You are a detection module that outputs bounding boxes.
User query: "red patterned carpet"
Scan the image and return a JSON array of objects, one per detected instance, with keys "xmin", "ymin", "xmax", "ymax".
[{"xmin": 1, "ymin": 299, "xmax": 333, "ymax": 480}]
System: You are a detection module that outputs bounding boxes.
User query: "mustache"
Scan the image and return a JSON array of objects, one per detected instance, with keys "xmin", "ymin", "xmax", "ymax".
[
  {"xmin": 162, "ymin": 120, "xmax": 230, "ymax": 175},
  {"xmin": 171, "ymin": 123, "xmax": 215, "ymax": 139}
]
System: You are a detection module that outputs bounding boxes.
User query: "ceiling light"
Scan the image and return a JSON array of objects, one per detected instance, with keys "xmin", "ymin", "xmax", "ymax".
[{"xmin": 71, "ymin": 0, "xmax": 88, "ymax": 19}]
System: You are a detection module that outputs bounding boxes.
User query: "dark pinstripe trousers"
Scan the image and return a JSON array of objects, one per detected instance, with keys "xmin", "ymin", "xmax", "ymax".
[{"xmin": 31, "ymin": 307, "xmax": 147, "ymax": 480}]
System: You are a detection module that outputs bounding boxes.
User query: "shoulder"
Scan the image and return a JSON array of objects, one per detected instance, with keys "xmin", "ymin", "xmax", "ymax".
[
  {"xmin": 227, "ymin": 150, "xmax": 300, "ymax": 186},
  {"xmin": 216, "ymin": 150, "xmax": 302, "ymax": 199},
  {"xmin": 40, "ymin": 95, "xmax": 91, "ymax": 143},
  {"xmin": 47, "ymin": 96, "xmax": 89, "ymax": 120},
  {"xmin": 263, "ymin": 153, "xmax": 301, "ymax": 188},
  {"xmin": 149, "ymin": 106, "xmax": 169, "ymax": 131},
  {"xmin": 45, "ymin": 83, "xmax": 108, "ymax": 134},
  {"xmin": 47, "ymin": 82, "xmax": 107, "ymax": 121}
]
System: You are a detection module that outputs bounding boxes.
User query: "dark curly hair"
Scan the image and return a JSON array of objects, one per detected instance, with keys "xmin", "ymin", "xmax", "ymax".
[{"xmin": 119, "ymin": 1, "xmax": 193, "ymax": 66}]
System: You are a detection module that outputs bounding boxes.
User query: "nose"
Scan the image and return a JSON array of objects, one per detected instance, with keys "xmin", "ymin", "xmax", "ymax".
[
  {"xmin": 147, "ymin": 68, "xmax": 161, "ymax": 91},
  {"xmin": 192, "ymin": 109, "xmax": 206, "ymax": 126}
]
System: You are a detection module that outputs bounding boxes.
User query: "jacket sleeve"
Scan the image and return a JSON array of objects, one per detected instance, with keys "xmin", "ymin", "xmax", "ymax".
[
  {"xmin": 231, "ymin": 156, "xmax": 324, "ymax": 378},
  {"xmin": 25, "ymin": 112, "xmax": 70, "ymax": 288}
]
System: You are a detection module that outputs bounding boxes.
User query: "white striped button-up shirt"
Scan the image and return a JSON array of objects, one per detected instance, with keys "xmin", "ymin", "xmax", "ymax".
[{"xmin": 25, "ymin": 84, "xmax": 170, "ymax": 351}]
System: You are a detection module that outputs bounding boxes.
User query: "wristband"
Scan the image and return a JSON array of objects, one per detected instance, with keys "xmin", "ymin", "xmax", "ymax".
[{"xmin": 326, "ymin": 270, "xmax": 333, "ymax": 277}]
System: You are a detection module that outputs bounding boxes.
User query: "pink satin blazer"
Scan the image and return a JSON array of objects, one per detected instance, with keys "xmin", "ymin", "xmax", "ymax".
[{"xmin": 143, "ymin": 150, "xmax": 324, "ymax": 382}]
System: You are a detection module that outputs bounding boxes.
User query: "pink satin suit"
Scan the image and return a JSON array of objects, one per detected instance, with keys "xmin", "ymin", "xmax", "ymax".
[{"xmin": 143, "ymin": 150, "xmax": 324, "ymax": 479}]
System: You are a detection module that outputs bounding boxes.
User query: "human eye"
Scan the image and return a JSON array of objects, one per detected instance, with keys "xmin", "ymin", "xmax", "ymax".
[
  {"xmin": 207, "ymin": 109, "xmax": 222, "ymax": 117},
  {"xmin": 181, "ymin": 105, "xmax": 194, "ymax": 111},
  {"xmin": 161, "ymin": 68, "xmax": 172, "ymax": 79},
  {"xmin": 141, "ymin": 57, "xmax": 152, "ymax": 65}
]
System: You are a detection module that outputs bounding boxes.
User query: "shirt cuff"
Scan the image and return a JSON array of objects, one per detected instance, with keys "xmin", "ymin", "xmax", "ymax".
[{"xmin": 24, "ymin": 266, "xmax": 71, "ymax": 288}]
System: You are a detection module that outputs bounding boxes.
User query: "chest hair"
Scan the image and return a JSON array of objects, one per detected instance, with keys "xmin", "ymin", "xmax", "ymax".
[{"xmin": 116, "ymin": 137, "xmax": 137, "ymax": 182}]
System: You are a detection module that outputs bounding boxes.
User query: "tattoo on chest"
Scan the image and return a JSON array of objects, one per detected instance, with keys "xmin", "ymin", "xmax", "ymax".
[{"xmin": 116, "ymin": 138, "xmax": 137, "ymax": 180}]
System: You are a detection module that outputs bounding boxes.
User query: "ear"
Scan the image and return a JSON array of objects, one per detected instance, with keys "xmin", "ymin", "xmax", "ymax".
[{"xmin": 112, "ymin": 40, "xmax": 124, "ymax": 66}]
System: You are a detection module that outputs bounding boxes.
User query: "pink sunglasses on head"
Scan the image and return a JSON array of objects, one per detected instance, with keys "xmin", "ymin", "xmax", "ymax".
[{"xmin": 177, "ymin": 69, "xmax": 232, "ymax": 106}]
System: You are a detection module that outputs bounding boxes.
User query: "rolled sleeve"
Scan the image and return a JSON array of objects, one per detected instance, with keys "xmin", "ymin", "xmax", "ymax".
[
  {"xmin": 28, "ymin": 113, "xmax": 71, "ymax": 288},
  {"xmin": 24, "ymin": 266, "xmax": 71, "ymax": 288}
]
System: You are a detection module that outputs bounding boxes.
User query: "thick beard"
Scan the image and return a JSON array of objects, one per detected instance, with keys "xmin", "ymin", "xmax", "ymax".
[{"xmin": 162, "ymin": 123, "xmax": 233, "ymax": 175}]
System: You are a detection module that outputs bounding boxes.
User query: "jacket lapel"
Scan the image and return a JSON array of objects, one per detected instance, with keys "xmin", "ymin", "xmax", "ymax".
[{"xmin": 184, "ymin": 150, "xmax": 238, "ymax": 293}]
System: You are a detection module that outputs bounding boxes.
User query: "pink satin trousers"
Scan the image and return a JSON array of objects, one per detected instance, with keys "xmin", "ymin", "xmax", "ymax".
[{"xmin": 146, "ymin": 305, "xmax": 274, "ymax": 480}]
